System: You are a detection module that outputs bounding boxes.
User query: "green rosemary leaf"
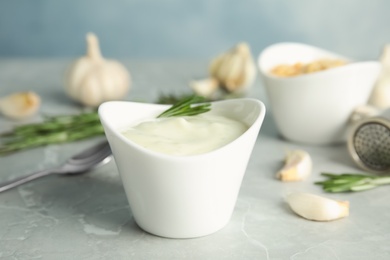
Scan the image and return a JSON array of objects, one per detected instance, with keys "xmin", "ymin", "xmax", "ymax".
[
  {"xmin": 157, "ymin": 95, "xmax": 211, "ymax": 118},
  {"xmin": 316, "ymin": 172, "xmax": 390, "ymax": 193}
]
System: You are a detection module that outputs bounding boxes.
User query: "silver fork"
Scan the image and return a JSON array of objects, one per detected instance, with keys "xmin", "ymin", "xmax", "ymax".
[{"xmin": 0, "ymin": 141, "xmax": 112, "ymax": 193}]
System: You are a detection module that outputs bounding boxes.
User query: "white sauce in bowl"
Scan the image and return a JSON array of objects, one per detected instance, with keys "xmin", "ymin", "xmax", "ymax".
[{"xmin": 121, "ymin": 114, "xmax": 248, "ymax": 156}]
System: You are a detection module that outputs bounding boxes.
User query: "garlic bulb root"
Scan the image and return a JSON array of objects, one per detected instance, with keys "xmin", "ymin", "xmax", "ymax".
[
  {"xmin": 208, "ymin": 42, "xmax": 257, "ymax": 94},
  {"xmin": 0, "ymin": 91, "xmax": 40, "ymax": 120},
  {"xmin": 286, "ymin": 192, "xmax": 349, "ymax": 221},
  {"xmin": 65, "ymin": 33, "xmax": 131, "ymax": 107},
  {"xmin": 276, "ymin": 149, "xmax": 312, "ymax": 181}
]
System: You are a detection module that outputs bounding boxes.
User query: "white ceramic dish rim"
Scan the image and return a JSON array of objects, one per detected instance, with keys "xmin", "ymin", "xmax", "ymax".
[
  {"xmin": 258, "ymin": 42, "xmax": 379, "ymax": 81},
  {"xmin": 98, "ymin": 98, "xmax": 266, "ymax": 161}
]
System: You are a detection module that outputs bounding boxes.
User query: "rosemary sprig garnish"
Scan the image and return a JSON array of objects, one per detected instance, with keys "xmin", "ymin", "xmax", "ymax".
[
  {"xmin": 156, "ymin": 93, "xmax": 200, "ymax": 104},
  {"xmin": 315, "ymin": 172, "xmax": 390, "ymax": 192},
  {"xmin": 157, "ymin": 95, "xmax": 211, "ymax": 118}
]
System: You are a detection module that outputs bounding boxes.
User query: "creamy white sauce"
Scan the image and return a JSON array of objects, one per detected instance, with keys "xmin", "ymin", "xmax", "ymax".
[{"xmin": 121, "ymin": 114, "xmax": 248, "ymax": 156}]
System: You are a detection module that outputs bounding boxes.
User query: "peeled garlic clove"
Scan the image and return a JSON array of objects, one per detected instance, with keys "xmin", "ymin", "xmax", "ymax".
[
  {"xmin": 0, "ymin": 91, "xmax": 41, "ymax": 120},
  {"xmin": 65, "ymin": 33, "xmax": 131, "ymax": 107},
  {"xmin": 190, "ymin": 78, "xmax": 219, "ymax": 98},
  {"xmin": 276, "ymin": 150, "xmax": 312, "ymax": 181},
  {"xmin": 286, "ymin": 192, "xmax": 349, "ymax": 221},
  {"xmin": 209, "ymin": 42, "xmax": 256, "ymax": 93}
]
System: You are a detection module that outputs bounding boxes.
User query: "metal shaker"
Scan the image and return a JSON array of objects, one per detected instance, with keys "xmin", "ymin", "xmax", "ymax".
[{"xmin": 348, "ymin": 107, "xmax": 390, "ymax": 173}]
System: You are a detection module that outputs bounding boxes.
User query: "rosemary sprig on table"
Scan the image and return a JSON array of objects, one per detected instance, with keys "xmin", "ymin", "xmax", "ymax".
[
  {"xmin": 0, "ymin": 95, "xmax": 211, "ymax": 156},
  {"xmin": 315, "ymin": 172, "xmax": 390, "ymax": 192},
  {"xmin": 0, "ymin": 111, "xmax": 104, "ymax": 155},
  {"xmin": 157, "ymin": 95, "xmax": 211, "ymax": 118}
]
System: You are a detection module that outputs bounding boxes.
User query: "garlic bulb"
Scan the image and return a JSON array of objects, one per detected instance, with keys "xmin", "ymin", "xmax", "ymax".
[
  {"xmin": 65, "ymin": 33, "xmax": 131, "ymax": 107},
  {"xmin": 0, "ymin": 91, "xmax": 40, "ymax": 120},
  {"xmin": 276, "ymin": 150, "xmax": 312, "ymax": 181},
  {"xmin": 286, "ymin": 192, "xmax": 349, "ymax": 221},
  {"xmin": 368, "ymin": 44, "xmax": 390, "ymax": 109},
  {"xmin": 209, "ymin": 42, "xmax": 257, "ymax": 93}
]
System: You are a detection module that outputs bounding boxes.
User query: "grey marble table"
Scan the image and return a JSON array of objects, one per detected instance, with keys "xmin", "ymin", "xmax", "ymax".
[{"xmin": 0, "ymin": 60, "xmax": 389, "ymax": 260}]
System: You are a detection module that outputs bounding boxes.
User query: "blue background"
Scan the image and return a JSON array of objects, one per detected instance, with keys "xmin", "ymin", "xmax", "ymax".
[{"xmin": 1, "ymin": 0, "xmax": 389, "ymax": 60}]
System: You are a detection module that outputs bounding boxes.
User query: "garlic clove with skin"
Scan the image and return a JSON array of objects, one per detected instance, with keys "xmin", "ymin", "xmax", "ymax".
[
  {"xmin": 368, "ymin": 44, "xmax": 390, "ymax": 109},
  {"xmin": 286, "ymin": 192, "xmax": 349, "ymax": 221},
  {"xmin": 0, "ymin": 91, "xmax": 40, "ymax": 120},
  {"xmin": 349, "ymin": 104, "xmax": 381, "ymax": 124},
  {"xmin": 276, "ymin": 150, "xmax": 312, "ymax": 181},
  {"xmin": 190, "ymin": 78, "xmax": 219, "ymax": 98},
  {"xmin": 209, "ymin": 42, "xmax": 256, "ymax": 93},
  {"xmin": 65, "ymin": 33, "xmax": 131, "ymax": 107}
]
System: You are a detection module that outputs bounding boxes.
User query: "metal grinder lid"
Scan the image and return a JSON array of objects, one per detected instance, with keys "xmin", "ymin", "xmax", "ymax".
[{"xmin": 348, "ymin": 116, "xmax": 390, "ymax": 173}]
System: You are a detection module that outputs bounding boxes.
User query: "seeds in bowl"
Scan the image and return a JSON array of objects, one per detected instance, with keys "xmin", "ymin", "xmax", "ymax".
[{"xmin": 270, "ymin": 58, "xmax": 347, "ymax": 77}]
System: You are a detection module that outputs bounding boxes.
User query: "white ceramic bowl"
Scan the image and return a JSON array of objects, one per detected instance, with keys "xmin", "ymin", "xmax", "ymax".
[
  {"xmin": 258, "ymin": 42, "xmax": 381, "ymax": 145},
  {"xmin": 98, "ymin": 98, "xmax": 266, "ymax": 238}
]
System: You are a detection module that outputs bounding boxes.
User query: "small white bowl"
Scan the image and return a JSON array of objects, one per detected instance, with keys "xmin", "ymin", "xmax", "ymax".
[
  {"xmin": 98, "ymin": 98, "xmax": 266, "ymax": 238},
  {"xmin": 258, "ymin": 42, "xmax": 381, "ymax": 145}
]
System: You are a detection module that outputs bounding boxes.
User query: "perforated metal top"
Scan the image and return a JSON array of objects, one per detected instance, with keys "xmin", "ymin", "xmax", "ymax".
[{"xmin": 353, "ymin": 121, "xmax": 390, "ymax": 172}]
